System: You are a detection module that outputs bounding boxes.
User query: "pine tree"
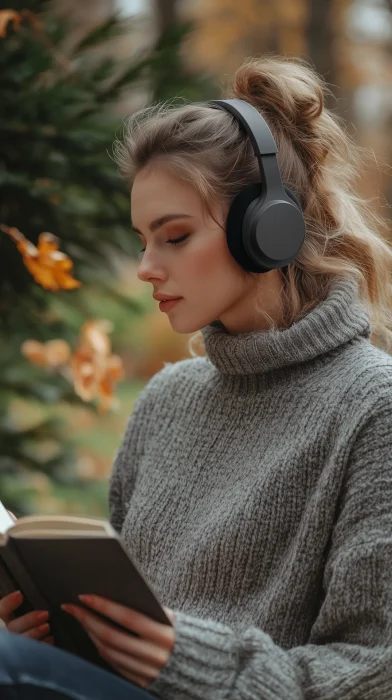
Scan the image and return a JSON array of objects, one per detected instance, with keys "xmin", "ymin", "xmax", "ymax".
[{"xmin": 0, "ymin": 1, "xmax": 214, "ymax": 515}]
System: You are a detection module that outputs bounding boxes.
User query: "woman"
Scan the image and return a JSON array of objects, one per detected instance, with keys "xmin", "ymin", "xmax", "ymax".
[{"xmin": 1, "ymin": 55, "xmax": 392, "ymax": 700}]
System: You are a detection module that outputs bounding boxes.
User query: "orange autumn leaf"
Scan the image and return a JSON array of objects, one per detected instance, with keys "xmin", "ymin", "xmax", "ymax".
[
  {"xmin": 20, "ymin": 321, "xmax": 124, "ymax": 412},
  {"xmin": 0, "ymin": 10, "xmax": 22, "ymax": 37},
  {"xmin": 1, "ymin": 225, "xmax": 81, "ymax": 291},
  {"xmin": 21, "ymin": 339, "xmax": 71, "ymax": 368},
  {"xmin": 70, "ymin": 345, "xmax": 97, "ymax": 401},
  {"xmin": 70, "ymin": 320, "xmax": 125, "ymax": 412},
  {"xmin": 97, "ymin": 355, "xmax": 125, "ymax": 412},
  {"xmin": 79, "ymin": 320, "xmax": 113, "ymax": 358}
]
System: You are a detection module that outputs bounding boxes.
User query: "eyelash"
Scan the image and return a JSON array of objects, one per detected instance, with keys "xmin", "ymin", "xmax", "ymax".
[{"xmin": 139, "ymin": 233, "xmax": 189, "ymax": 253}]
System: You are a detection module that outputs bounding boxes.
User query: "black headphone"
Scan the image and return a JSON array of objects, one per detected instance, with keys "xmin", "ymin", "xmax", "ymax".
[{"xmin": 208, "ymin": 99, "xmax": 306, "ymax": 274}]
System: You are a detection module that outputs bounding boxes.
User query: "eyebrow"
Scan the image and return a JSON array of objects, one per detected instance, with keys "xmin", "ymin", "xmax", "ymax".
[{"xmin": 131, "ymin": 213, "xmax": 193, "ymax": 235}]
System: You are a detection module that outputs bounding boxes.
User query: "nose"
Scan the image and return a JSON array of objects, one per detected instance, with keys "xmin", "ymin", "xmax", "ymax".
[{"xmin": 137, "ymin": 248, "xmax": 167, "ymax": 284}]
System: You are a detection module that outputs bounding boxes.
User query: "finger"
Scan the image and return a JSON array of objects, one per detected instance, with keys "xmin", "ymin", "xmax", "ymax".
[
  {"xmin": 8, "ymin": 610, "xmax": 49, "ymax": 635},
  {"xmin": 42, "ymin": 635, "xmax": 54, "ymax": 645},
  {"xmin": 7, "ymin": 511, "xmax": 16, "ymax": 521},
  {"xmin": 24, "ymin": 623, "xmax": 51, "ymax": 641},
  {"xmin": 78, "ymin": 595, "xmax": 174, "ymax": 646},
  {"xmin": 0, "ymin": 591, "xmax": 23, "ymax": 624},
  {"xmin": 89, "ymin": 632, "xmax": 158, "ymax": 682},
  {"xmin": 65, "ymin": 605, "xmax": 168, "ymax": 667}
]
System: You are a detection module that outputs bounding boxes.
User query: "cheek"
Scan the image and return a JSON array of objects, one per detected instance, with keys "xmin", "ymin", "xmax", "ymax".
[
  {"xmin": 192, "ymin": 235, "xmax": 244, "ymax": 292},
  {"xmin": 183, "ymin": 233, "xmax": 238, "ymax": 281}
]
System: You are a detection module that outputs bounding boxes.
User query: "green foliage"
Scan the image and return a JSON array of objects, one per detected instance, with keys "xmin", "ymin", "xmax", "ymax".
[
  {"xmin": 0, "ymin": 1, "xmax": 214, "ymax": 514},
  {"xmin": 150, "ymin": 20, "xmax": 217, "ymax": 103}
]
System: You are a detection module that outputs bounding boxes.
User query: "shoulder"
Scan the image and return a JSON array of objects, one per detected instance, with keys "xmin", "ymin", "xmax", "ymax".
[
  {"xmin": 340, "ymin": 340, "xmax": 392, "ymax": 395},
  {"xmin": 333, "ymin": 339, "xmax": 392, "ymax": 427},
  {"xmin": 116, "ymin": 357, "xmax": 211, "ymax": 455},
  {"xmin": 133, "ymin": 356, "xmax": 213, "ymax": 408},
  {"xmin": 143, "ymin": 356, "xmax": 212, "ymax": 391}
]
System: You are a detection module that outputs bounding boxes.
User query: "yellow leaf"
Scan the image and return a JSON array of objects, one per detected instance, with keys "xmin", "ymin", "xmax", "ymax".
[
  {"xmin": 1, "ymin": 224, "xmax": 81, "ymax": 291},
  {"xmin": 20, "ymin": 317, "xmax": 124, "ymax": 412},
  {"xmin": 0, "ymin": 10, "xmax": 21, "ymax": 38},
  {"xmin": 80, "ymin": 320, "xmax": 113, "ymax": 357},
  {"xmin": 70, "ymin": 321, "xmax": 124, "ymax": 411},
  {"xmin": 43, "ymin": 339, "xmax": 72, "ymax": 367},
  {"xmin": 37, "ymin": 232, "xmax": 61, "ymax": 253},
  {"xmin": 21, "ymin": 340, "xmax": 47, "ymax": 366},
  {"xmin": 21, "ymin": 339, "xmax": 71, "ymax": 368}
]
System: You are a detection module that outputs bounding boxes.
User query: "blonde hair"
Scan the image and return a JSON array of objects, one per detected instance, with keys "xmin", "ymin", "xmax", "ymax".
[{"xmin": 113, "ymin": 55, "xmax": 392, "ymax": 355}]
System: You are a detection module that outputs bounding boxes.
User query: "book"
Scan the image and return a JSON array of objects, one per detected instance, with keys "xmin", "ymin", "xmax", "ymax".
[{"xmin": 0, "ymin": 501, "xmax": 171, "ymax": 674}]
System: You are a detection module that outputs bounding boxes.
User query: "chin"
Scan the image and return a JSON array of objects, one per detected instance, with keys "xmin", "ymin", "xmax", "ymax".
[{"xmin": 167, "ymin": 314, "xmax": 216, "ymax": 335}]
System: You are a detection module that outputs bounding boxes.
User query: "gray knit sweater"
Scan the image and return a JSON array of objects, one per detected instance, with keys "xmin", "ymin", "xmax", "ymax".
[{"xmin": 108, "ymin": 275, "xmax": 392, "ymax": 700}]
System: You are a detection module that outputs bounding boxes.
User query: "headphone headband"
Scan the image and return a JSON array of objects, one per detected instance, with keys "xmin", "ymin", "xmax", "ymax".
[
  {"xmin": 208, "ymin": 99, "xmax": 284, "ymax": 200},
  {"xmin": 206, "ymin": 98, "xmax": 306, "ymax": 273},
  {"xmin": 208, "ymin": 99, "xmax": 277, "ymax": 156}
]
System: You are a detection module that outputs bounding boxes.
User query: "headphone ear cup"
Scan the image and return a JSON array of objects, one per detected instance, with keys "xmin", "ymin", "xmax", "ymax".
[
  {"xmin": 284, "ymin": 186, "xmax": 302, "ymax": 211},
  {"xmin": 226, "ymin": 183, "xmax": 303, "ymax": 273},
  {"xmin": 226, "ymin": 182, "xmax": 263, "ymax": 273}
]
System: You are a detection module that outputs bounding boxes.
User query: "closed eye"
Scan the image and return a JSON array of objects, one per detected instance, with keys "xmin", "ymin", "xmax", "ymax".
[{"xmin": 140, "ymin": 233, "xmax": 190, "ymax": 253}]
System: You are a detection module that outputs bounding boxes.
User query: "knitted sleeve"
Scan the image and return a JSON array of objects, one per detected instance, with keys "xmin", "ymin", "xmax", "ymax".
[
  {"xmin": 108, "ymin": 364, "xmax": 173, "ymax": 534},
  {"xmin": 147, "ymin": 390, "xmax": 392, "ymax": 700}
]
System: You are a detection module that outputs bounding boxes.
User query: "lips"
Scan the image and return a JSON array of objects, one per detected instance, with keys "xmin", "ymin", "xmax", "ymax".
[
  {"xmin": 158, "ymin": 298, "xmax": 182, "ymax": 312},
  {"xmin": 153, "ymin": 294, "xmax": 182, "ymax": 302}
]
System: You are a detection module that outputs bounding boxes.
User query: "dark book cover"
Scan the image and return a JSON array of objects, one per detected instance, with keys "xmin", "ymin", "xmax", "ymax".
[{"xmin": 0, "ymin": 524, "xmax": 171, "ymax": 674}]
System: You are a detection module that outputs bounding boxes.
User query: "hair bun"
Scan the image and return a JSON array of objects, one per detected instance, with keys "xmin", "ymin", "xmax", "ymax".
[{"xmin": 228, "ymin": 56, "xmax": 326, "ymax": 134}]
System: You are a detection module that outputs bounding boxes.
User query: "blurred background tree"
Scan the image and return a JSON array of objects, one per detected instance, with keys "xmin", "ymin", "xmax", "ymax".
[
  {"xmin": 0, "ymin": 0, "xmax": 214, "ymax": 517},
  {"xmin": 186, "ymin": 0, "xmax": 392, "ymax": 209}
]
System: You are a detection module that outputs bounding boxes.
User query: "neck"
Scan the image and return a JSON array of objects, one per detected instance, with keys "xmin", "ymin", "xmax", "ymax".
[
  {"xmin": 219, "ymin": 269, "xmax": 284, "ymax": 334},
  {"xmin": 201, "ymin": 275, "xmax": 371, "ymax": 376}
]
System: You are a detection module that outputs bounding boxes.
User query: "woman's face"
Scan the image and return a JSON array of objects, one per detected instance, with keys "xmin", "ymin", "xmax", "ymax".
[{"xmin": 131, "ymin": 163, "xmax": 282, "ymax": 334}]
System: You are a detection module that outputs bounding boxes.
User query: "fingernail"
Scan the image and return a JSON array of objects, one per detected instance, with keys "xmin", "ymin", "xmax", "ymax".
[
  {"xmin": 37, "ymin": 611, "xmax": 49, "ymax": 623},
  {"xmin": 12, "ymin": 591, "xmax": 23, "ymax": 600},
  {"xmin": 61, "ymin": 604, "xmax": 74, "ymax": 614},
  {"xmin": 78, "ymin": 594, "xmax": 94, "ymax": 605},
  {"xmin": 38, "ymin": 623, "xmax": 50, "ymax": 634}
]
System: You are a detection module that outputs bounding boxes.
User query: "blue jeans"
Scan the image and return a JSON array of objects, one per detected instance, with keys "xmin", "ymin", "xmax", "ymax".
[{"xmin": 0, "ymin": 630, "xmax": 157, "ymax": 699}]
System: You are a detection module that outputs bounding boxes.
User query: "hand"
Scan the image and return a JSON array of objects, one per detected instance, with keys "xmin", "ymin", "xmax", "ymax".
[
  {"xmin": 61, "ymin": 595, "xmax": 175, "ymax": 688},
  {"xmin": 0, "ymin": 590, "xmax": 53, "ymax": 644},
  {"xmin": 7, "ymin": 510, "xmax": 16, "ymax": 521}
]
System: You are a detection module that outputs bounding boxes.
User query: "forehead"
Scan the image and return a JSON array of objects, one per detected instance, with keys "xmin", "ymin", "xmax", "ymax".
[
  {"xmin": 131, "ymin": 164, "xmax": 200, "ymax": 215},
  {"xmin": 130, "ymin": 162, "xmax": 227, "ymax": 232}
]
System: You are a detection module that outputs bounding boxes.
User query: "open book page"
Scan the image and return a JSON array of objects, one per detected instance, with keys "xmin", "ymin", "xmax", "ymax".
[
  {"xmin": 10, "ymin": 516, "xmax": 114, "ymax": 538},
  {"xmin": 12, "ymin": 528, "xmax": 115, "ymax": 539},
  {"xmin": 0, "ymin": 501, "xmax": 15, "ymax": 536},
  {"xmin": 0, "ymin": 502, "xmax": 114, "ymax": 539}
]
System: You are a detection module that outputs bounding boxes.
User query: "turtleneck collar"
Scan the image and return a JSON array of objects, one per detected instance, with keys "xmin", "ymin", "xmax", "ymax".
[{"xmin": 201, "ymin": 275, "xmax": 371, "ymax": 376}]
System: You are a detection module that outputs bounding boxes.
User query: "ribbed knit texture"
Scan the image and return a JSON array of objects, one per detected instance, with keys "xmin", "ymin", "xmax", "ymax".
[{"xmin": 109, "ymin": 275, "xmax": 392, "ymax": 700}]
